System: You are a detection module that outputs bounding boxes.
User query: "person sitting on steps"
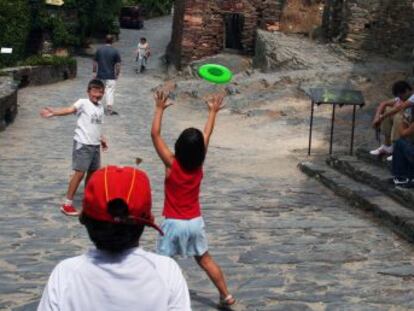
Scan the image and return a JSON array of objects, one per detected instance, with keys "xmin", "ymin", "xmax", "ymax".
[{"xmin": 371, "ymin": 81, "xmax": 414, "ymax": 161}]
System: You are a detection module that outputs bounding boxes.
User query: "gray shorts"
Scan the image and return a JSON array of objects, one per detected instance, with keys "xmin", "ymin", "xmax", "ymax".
[{"xmin": 72, "ymin": 140, "xmax": 100, "ymax": 172}]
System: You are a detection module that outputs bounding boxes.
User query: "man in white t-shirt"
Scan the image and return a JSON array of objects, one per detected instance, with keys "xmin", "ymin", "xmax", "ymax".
[
  {"xmin": 371, "ymin": 81, "xmax": 414, "ymax": 160},
  {"xmin": 38, "ymin": 166, "xmax": 192, "ymax": 311},
  {"xmin": 40, "ymin": 79, "xmax": 108, "ymax": 216}
]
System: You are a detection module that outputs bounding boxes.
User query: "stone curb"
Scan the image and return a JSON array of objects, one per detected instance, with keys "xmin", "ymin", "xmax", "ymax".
[
  {"xmin": 298, "ymin": 161, "xmax": 414, "ymax": 242},
  {"xmin": 355, "ymin": 148, "xmax": 390, "ymax": 170},
  {"xmin": 326, "ymin": 155, "xmax": 414, "ymax": 212},
  {"xmin": 0, "ymin": 76, "xmax": 18, "ymax": 131},
  {"xmin": 1, "ymin": 62, "xmax": 77, "ymax": 88}
]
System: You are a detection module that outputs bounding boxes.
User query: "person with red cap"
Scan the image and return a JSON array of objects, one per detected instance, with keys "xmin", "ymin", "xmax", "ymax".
[{"xmin": 38, "ymin": 166, "xmax": 191, "ymax": 311}]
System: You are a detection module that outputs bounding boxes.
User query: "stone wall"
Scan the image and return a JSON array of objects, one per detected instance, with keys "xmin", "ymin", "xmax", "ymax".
[
  {"xmin": 0, "ymin": 77, "xmax": 18, "ymax": 131},
  {"xmin": 323, "ymin": 0, "xmax": 414, "ymax": 58},
  {"xmin": 168, "ymin": 0, "xmax": 284, "ymax": 68},
  {"xmin": 1, "ymin": 62, "xmax": 77, "ymax": 88}
]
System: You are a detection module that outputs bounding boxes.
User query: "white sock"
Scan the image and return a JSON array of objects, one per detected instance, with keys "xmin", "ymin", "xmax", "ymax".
[{"xmin": 64, "ymin": 198, "xmax": 73, "ymax": 205}]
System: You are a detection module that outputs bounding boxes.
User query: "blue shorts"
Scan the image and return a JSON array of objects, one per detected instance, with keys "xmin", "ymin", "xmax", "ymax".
[{"xmin": 157, "ymin": 217, "xmax": 208, "ymax": 257}]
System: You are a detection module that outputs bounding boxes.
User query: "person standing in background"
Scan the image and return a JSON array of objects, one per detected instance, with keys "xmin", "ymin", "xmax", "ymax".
[{"xmin": 93, "ymin": 34, "xmax": 121, "ymax": 116}]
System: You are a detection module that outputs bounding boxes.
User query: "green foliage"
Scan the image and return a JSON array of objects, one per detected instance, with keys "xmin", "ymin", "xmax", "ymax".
[
  {"xmin": 0, "ymin": 0, "xmax": 31, "ymax": 67},
  {"xmin": 122, "ymin": 0, "xmax": 173, "ymax": 17},
  {"xmin": 0, "ymin": 0, "xmax": 123, "ymax": 68},
  {"xmin": 76, "ymin": 0, "xmax": 122, "ymax": 39},
  {"xmin": 19, "ymin": 55, "xmax": 76, "ymax": 67},
  {"xmin": 44, "ymin": 16, "xmax": 80, "ymax": 47}
]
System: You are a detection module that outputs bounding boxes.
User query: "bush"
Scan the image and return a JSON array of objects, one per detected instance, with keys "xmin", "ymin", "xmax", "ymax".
[
  {"xmin": 122, "ymin": 0, "xmax": 173, "ymax": 17},
  {"xmin": 19, "ymin": 55, "xmax": 77, "ymax": 67},
  {"xmin": 0, "ymin": 0, "xmax": 31, "ymax": 68}
]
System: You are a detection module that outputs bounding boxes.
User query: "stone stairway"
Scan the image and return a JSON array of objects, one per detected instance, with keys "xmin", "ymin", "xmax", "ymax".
[{"xmin": 299, "ymin": 149, "xmax": 414, "ymax": 242}]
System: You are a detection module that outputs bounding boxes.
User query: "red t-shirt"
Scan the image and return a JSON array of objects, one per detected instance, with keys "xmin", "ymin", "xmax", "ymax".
[{"xmin": 163, "ymin": 159, "xmax": 203, "ymax": 219}]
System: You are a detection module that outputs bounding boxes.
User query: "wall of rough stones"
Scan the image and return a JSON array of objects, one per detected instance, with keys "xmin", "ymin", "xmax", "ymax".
[
  {"xmin": 168, "ymin": 0, "xmax": 284, "ymax": 68},
  {"xmin": 323, "ymin": 0, "xmax": 414, "ymax": 58},
  {"xmin": 0, "ymin": 77, "xmax": 18, "ymax": 132}
]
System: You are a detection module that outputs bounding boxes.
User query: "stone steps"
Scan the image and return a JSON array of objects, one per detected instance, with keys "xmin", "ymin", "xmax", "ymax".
[
  {"xmin": 327, "ymin": 153, "xmax": 414, "ymax": 211},
  {"xmin": 355, "ymin": 147, "xmax": 390, "ymax": 170},
  {"xmin": 298, "ymin": 160, "xmax": 414, "ymax": 242}
]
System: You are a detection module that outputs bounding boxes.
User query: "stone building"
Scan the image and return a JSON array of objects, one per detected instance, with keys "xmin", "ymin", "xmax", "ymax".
[
  {"xmin": 167, "ymin": 0, "xmax": 325, "ymax": 68},
  {"xmin": 323, "ymin": 0, "xmax": 414, "ymax": 58},
  {"xmin": 167, "ymin": 0, "xmax": 284, "ymax": 68}
]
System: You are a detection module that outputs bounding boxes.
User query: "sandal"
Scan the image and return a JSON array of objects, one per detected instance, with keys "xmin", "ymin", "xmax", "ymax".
[{"xmin": 219, "ymin": 294, "xmax": 236, "ymax": 308}]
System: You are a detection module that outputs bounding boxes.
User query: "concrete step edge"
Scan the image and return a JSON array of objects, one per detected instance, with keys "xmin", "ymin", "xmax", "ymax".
[
  {"xmin": 355, "ymin": 147, "xmax": 390, "ymax": 169},
  {"xmin": 326, "ymin": 155, "xmax": 414, "ymax": 211},
  {"xmin": 298, "ymin": 161, "xmax": 414, "ymax": 243}
]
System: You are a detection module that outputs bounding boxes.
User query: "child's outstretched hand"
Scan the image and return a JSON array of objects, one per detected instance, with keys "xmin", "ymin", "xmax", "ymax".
[
  {"xmin": 206, "ymin": 93, "xmax": 226, "ymax": 113},
  {"xmin": 40, "ymin": 107, "xmax": 54, "ymax": 118},
  {"xmin": 100, "ymin": 137, "xmax": 109, "ymax": 152},
  {"xmin": 154, "ymin": 90, "xmax": 173, "ymax": 110}
]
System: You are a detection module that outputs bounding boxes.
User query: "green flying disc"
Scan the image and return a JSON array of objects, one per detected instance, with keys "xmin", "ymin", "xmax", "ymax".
[{"xmin": 198, "ymin": 64, "xmax": 233, "ymax": 84}]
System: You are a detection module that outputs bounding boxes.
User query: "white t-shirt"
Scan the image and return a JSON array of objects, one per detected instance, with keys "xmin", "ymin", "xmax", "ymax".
[
  {"xmin": 137, "ymin": 42, "xmax": 149, "ymax": 59},
  {"xmin": 73, "ymin": 99, "xmax": 104, "ymax": 146},
  {"xmin": 38, "ymin": 248, "xmax": 191, "ymax": 311}
]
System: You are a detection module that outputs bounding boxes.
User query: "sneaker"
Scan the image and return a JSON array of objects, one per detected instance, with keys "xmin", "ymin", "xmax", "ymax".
[
  {"xmin": 61, "ymin": 203, "xmax": 79, "ymax": 216},
  {"xmin": 370, "ymin": 144, "xmax": 393, "ymax": 156},
  {"xmin": 387, "ymin": 155, "xmax": 393, "ymax": 162},
  {"xmin": 105, "ymin": 107, "xmax": 119, "ymax": 116},
  {"xmin": 393, "ymin": 177, "xmax": 410, "ymax": 186}
]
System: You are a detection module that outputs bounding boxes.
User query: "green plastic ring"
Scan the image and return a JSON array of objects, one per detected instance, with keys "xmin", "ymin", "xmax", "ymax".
[{"xmin": 198, "ymin": 64, "xmax": 233, "ymax": 84}]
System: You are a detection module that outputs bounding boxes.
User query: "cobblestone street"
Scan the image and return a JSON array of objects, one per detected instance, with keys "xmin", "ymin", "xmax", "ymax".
[{"xmin": 1, "ymin": 17, "xmax": 414, "ymax": 311}]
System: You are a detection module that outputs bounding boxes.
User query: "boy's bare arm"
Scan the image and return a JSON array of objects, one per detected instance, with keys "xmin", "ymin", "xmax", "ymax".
[
  {"xmin": 372, "ymin": 99, "xmax": 398, "ymax": 127},
  {"xmin": 151, "ymin": 91, "xmax": 174, "ymax": 168},
  {"xmin": 382, "ymin": 102, "xmax": 410, "ymax": 121},
  {"xmin": 40, "ymin": 106, "xmax": 76, "ymax": 118},
  {"xmin": 204, "ymin": 93, "xmax": 225, "ymax": 149},
  {"xmin": 376, "ymin": 99, "xmax": 397, "ymax": 116},
  {"xmin": 399, "ymin": 120, "xmax": 414, "ymax": 138}
]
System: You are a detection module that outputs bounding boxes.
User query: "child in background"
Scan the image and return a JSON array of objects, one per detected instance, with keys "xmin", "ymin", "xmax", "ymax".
[
  {"xmin": 40, "ymin": 79, "xmax": 108, "ymax": 216},
  {"xmin": 136, "ymin": 37, "xmax": 150, "ymax": 73},
  {"xmin": 151, "ymin": 90, "xmax": 236, "ymax": 307}
]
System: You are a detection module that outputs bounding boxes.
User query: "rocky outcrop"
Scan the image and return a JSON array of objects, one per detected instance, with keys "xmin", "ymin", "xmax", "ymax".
[
  {"xmin": 0, "ymin": 77, "xmax": 18, "ymax": 131},
  {"xmin": 253, "ymin": 30, "xmax": 347, "ymax": 72},
  {"xmin": 323, "ymin": 0, "xmax": 414, "ymax": 59}
]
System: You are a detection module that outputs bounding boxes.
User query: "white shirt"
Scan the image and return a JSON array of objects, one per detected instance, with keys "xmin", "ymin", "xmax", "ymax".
[
  {"xmin": 137, "ymin": 42, "xmax": 149, "ymax": 59},
  {"xmin": 73, "ymin": 99, "xmax": 104, "ymax": 146},
  {"xmin": 38, "ymin": 248, "xmax": 191, "ymax": 311}
]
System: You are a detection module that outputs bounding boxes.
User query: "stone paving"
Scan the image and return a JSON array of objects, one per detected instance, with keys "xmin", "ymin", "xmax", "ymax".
[{"xmin": 1, "ymin": 16, "xmax": 414, "ymax": 311}]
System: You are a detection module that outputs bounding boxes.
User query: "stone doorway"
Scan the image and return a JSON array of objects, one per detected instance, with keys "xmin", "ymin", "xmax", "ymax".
[{"xmin": 224, "ymin": 13, "xmax": 245, "ymax": 50}]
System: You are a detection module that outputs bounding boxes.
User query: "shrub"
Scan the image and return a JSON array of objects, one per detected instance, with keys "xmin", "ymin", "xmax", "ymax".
[
  {"xmin": 19, "ymin": 55, "xmax": 76, "ymax": 67},
  {"xmin": 0, "ymin": 0, "xmax": 31, "ymax": 67},
  {"xmin": 122, "ymin": 0, "xmax": 173, "ymax": 17}
]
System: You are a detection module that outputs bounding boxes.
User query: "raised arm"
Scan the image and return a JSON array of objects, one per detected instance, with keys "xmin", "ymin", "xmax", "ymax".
[
  {"xmin": 204, "ymin": 93, "xmax": 225, "ymax": 149},
  {"xmin": 151, "ymin": 90, "xmax": 174, "ymax": 168},
  {"xmin": 40, "ymin": 106, "xmax": 76, "ymax": 118}
]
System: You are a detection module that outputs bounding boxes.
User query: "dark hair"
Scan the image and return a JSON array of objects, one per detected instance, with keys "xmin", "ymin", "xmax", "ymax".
[
  {"xmin": 87, "ymin": 79, "xmax": 105, "ymax": 91},
  {"xmin": 140, "ymin": 37, "xmax": 147, "ymax": 42},
  {"xmin": 105, "ymin": 34, "xmax": 114, "ymax": 44},
  {"xmin": 80, "ymin": 199, "xmax": 144, "ymax": 253},
  {"xmin": 392, "ymin": 81, "xmax": 412, "ymax": 97},
  {"xmin": 175, "ymin": 128, "xmax": 206, "ymax": 171}
]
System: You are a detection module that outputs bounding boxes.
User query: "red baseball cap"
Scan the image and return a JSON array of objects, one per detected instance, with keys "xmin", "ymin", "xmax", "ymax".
[{"xmin": 82, "ymin": 166, "xmax": 163, "ymax": 235}]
